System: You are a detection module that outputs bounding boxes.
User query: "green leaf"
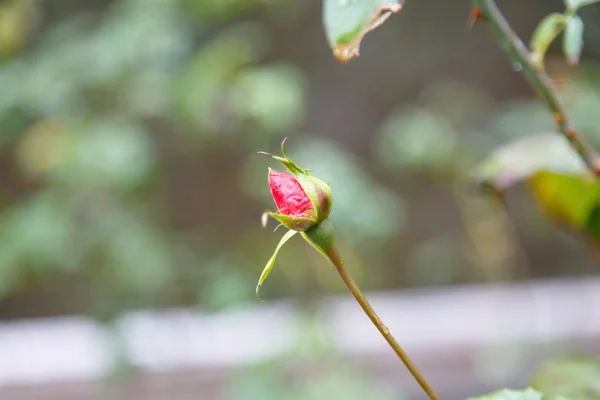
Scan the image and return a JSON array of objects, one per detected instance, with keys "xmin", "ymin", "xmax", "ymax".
[
  {"xmin": 256, "ymin": 229, "xmax": 297, "ymax": 301},
  {"xmin": 530, "ymin": 13, "xmax": 567, "ymax": 67},
  {"xmin": 61, "ymin": 119, "xmax": 156, "ymax": 189},
  {"xmin": 565, "ymin": 0, "xmax": 600, "ymax": 11},
  {"xmin": 473, "ymin": 133, "xmax": 588, "ymax": 191},
  {"xmin": 563, "ymin": 15, "xmax": 584, "ymax": 65},
  {"xmin": 473, "ymin": 134, "xmax": 600, "ymax": 242},
  {"xmin": 467, "ymin": 388, "xmax": 543, "ymax": 400},
  {"xmin": 232, "ymin": 64, "xmax": 306, "ymax": 135},
  {"xmin": 322, "ymin": 0, "xmax": 403, "ymax": 62},
  {"xmin": 531, "ymin": 358, "xmax": 600, "ymax": 400}
]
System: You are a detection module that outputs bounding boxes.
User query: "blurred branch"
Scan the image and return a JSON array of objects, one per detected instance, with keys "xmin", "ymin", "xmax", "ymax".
[{"xmin": 472, "ymin": 0, "xmax": 600, "ymax": 178}]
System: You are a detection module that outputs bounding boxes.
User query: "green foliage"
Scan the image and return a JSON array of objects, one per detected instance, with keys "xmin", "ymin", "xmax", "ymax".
[
  {"xmin": 376, "ymin": 108, "xmax": 458, "ymax": 173},
  {"xmin": 227, "ymin": 362, "xmax": 400, "ymax": 400},
  {"xmin": 530, "ymin": 0, "xmax": 597, "ymax": 68},
  {"xmin": 529, "ymin": 0, "xmax": 597, "ymax": 67},
  {"xmin": 60, "ymin": 119, "xmax": 156, "ymax": 189},
  {"xmin": 531, "ymin": 359, "xmax": 600, "ymax": 400},
  {"xmin": 468, "ymin": 388, "xmax": 543, "ymax": 400},
  {"xmin": 0, "ymin": 193, "xmax": 72, "ymax": 285},
  {"xmin": 0, "ymin": 0, "xmax": 34, "ymax": 58},
  {"xmin": 0, "ymin": 0, "xmax": 313, "ymax": 317},
  {"xmin": 2, "ymin": 0, "xmax": 600, "ymax": 395},
  {"xmin": 180, "ymin": 0, "xmax": 269, "ymax": 20},
  {"xmin": 233, "ymin": 65, "xmax": 306, "ymax": 136}
]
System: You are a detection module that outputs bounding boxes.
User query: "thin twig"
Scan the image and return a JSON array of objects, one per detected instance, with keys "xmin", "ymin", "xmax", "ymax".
[
  {"xmin": 472, "ymin": 0, "xmax": 600, "ymax": 177},
  {"xmin": 324, "ymin": 246, "xmax": 441, "ymax": 400}
]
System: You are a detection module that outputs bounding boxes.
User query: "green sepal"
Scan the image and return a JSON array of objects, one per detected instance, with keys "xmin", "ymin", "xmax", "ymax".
[
  {"xmin": 263, "ymin": 209, "xmax": 316, "ymax": 231},
  {"xmin": 301, "ymin": 219, "xmax": 336, "ymax": 263},
  {"xmin": 258, "ymin": 138, "xmax": 306, "ymax": 176},
  {"xmin": 256, "ymin": 229, "xmax": 298, "ymax": 301}
]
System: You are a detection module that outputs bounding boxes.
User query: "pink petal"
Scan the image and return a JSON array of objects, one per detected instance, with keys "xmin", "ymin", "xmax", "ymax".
[{"xmin": 268, "ymin": 169, "xmax": 313, "ymax": 217}]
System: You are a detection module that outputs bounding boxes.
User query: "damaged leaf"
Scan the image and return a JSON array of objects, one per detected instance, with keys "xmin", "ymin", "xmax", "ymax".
[{"xmin": 323, "ymin": 0, "xmax": 404, "ymax": 62}]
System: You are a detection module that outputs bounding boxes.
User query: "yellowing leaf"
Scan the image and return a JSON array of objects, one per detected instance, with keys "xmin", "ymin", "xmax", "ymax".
[
  {"xmin": 323, "ymin": 0, "xmax": 404, "ymax": 63},
  {"xmin": 529, "ymin": 171, "xmax": 600, "ymax": 232},
  {"xmin": 474, "ymin": 134, "xmax": 600, "ymax": 243}
]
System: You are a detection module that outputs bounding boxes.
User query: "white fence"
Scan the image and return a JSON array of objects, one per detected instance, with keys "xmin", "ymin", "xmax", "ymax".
[{"xmin": 0, "ymin": 277, "xmax": 598, "ymax": 398}]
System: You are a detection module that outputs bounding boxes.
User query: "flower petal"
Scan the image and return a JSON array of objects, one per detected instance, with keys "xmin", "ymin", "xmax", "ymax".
[
  {"xmin": 268, "ymin": 169, "xmax": 313, "ymax": 217},
  {"xmin": 256, "ymin": 229, "xmax": 298, "ymax": 301}
]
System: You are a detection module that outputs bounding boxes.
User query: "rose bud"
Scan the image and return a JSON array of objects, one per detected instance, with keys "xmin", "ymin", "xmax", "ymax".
[
  {"xmin": 255, "ymin": 139, "xmax": 334, "ymax": 300},
  {"xmin": 260, "ymin": 140, "xmax": 332, "ymax": 232}
]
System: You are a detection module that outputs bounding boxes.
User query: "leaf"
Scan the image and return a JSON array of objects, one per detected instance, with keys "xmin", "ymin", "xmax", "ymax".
[
  {"xmin": 473, "ymin": 134, "xmax": 600, "ymax": 242},
  {"xmin": 473, "ymin": 133, "xmax": 588, "ymax": 191},
  {"xmin": 565, "ymin": 0, "xmax": 600, "ymax": 11},
  {"xmin": 322, "ymin": 0, "xmax": 404, "ymax": 63},
  {"xmin": 530, "ymin": 13, "xmax": 567, "ymax": 67},
  {"xmin": 563, "ymin": 15, "xmax": 584, "ymax": 65},
  {"xmin": 468, "ymin": 388, "xmax": 544, "ymax": 400},
  {"xmin": 528, "ymin": 171, "xmax": 600, "ymax": 238},
  {"xmin": 531, "ymin": 358, "xmax": 600, "ymax": 400},
  {"xmin": 255, "ymin": 229, "xmax": 297, "ymax": 301}
]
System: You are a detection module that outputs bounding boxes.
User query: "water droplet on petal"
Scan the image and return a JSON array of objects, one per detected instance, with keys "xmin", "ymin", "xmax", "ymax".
[{"xmin": 512, "ymin": 62, "xmax": 523, "ymax": 71}]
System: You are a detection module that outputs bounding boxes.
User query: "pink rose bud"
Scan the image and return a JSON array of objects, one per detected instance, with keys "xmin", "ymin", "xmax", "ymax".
[
  {"xmin": 260, "ymin": 140, "xmax": 332, "ymax": 232},
  {"xmin": 256, "ymin": 139, "xmax": 334, "ymax": 299}
]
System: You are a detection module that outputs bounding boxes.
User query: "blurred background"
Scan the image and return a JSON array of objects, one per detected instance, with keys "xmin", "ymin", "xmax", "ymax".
[{"xmin": 0, "ymin": 0, "xmax": 599, "ymax": 399}]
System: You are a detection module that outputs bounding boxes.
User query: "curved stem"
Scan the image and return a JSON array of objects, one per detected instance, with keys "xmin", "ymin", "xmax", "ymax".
[
  {"xmin": 473, "ymin": 0, "xmax": 600, "ymax": 177},
  {"xmin": 325, "ymin": 245, "xmax": 441, "ymax": 400}
]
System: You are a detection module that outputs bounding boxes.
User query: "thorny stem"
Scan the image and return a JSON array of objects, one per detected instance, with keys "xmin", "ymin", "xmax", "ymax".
[
  {"xmin": 473, "ymin": 0, "xmax": 600, "ymax": 177},
  {"xmin": 324, "ymin": 245, "xmax": 441, "ymax": 400}
]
